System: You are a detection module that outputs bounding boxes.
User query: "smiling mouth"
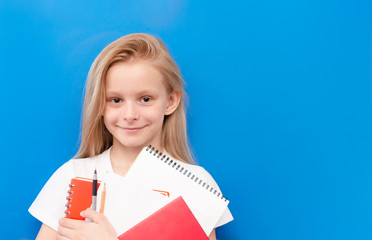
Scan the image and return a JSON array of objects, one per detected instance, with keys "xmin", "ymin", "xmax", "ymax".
[{"xmin": 118, "ymin": 126, "xmax": 146, "ymax": 132}]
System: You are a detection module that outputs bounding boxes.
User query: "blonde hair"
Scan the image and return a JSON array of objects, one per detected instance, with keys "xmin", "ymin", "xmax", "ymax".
[{"xmin": 75, "ymin": 33, "xmax": 195, "ymax": 164}]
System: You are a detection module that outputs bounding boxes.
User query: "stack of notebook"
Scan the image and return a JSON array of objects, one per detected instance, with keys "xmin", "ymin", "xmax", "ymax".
[{"xmin": 65, "ymin": 146, "xmax": 229, "ymax": 239}]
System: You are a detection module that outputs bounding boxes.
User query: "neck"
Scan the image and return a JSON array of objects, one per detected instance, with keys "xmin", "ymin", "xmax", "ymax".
[
  {"xmin": 109, "ymin": 143, "xmax": 163, "ymax": 177},
  {"xmin": 110, "ymin": 144, "xmax": 141, "ymax": 177}
]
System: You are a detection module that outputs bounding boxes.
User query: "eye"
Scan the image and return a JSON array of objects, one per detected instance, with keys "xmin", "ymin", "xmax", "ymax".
[
  {"xmin": 110, "ymin": 98, "xmax": 122, "ymax": 103},
  {"xmin": 140, "ymin": 97, "xmax": 152, "ymax": 103}
]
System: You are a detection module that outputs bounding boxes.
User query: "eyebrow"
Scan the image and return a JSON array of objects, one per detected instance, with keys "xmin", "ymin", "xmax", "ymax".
[
  {"xmin": 105, "ymin": 90, "xmax": 122, "ymax": 97},
  {"xmin": 105, "ymin": 89, "xmax": 160, "ymax": 96},
  {"xmin": 105, "ymin": 90, "xmax": 121, "ymax": 95}
]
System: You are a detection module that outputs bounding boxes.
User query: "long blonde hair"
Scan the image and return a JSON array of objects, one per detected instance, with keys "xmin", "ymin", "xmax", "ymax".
[{"xmin": 75, "ymin": 33, "xmax": 194, "ymax": 164}]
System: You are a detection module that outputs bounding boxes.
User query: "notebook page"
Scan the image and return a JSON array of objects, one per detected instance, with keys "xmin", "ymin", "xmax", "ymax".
[{"xmin": 103, "ymin": 173, "xmax": 171, "ymax": 236}]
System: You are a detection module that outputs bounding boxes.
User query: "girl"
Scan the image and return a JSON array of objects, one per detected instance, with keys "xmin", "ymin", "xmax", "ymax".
[{"xmin": 29, "ymin": 33, "xmax": 233, "ymax": 240}]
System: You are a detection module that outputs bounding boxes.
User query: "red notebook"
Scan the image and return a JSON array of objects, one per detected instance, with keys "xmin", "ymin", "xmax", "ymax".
[
  {"xmin": 118, "ymin": 196, "xmax": 209, "ymax": 240},
  {"xmin": 65, "ymin": 177, "xmax": 101, "ymax": 220}
]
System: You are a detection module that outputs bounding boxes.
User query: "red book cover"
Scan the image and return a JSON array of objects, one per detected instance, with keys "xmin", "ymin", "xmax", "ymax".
[
  {"xmin": 65, "ymin": 177, "xmax": 101, "ymax": 220},
  {"xmin": 118, "ymin": 196, "xmax": 209, "ymax": 240}
]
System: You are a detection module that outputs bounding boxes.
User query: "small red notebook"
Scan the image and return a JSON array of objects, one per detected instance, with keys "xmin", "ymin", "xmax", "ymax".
[
  {"xmin": 118, "ymin": 196, "xmax": 209, "ymax": 240},
  {"xmin": 65, "ymin": 177, "xmax": 101, "ymax": 220}
]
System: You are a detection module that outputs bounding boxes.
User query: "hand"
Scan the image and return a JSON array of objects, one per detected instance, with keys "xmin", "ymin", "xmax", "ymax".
[{"xmin": 57, "ymin": 208, "xmax": 117, "ymax": 240}]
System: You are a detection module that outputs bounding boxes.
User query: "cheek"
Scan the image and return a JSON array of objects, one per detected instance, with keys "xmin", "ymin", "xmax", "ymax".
[
  {"xmin": 143, "ymin": 107, "xmax": 166, "ymax": 123},
  {"xmin": 102, "ymin": 113, "xmax": 111, "ymax": 130},
  {"xmin": 103, "ymin": 107, "xmax": 118, "ymax": 123}
]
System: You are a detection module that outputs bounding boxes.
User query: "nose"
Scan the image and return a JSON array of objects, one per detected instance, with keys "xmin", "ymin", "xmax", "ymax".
[{"xmin": 122, "ymin": 102, "xmax": 139, "ymax": 121}]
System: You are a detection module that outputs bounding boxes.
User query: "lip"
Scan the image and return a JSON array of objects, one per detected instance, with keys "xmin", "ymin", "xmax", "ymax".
[{"xmin": 118, "ymin": 125, "xmax": 146, "ymax": 133}]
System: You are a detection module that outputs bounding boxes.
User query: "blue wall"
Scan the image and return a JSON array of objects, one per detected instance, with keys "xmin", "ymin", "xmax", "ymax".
[{"xmin": 1, "ymin": 1, "xmax": 371, "ymax": 239}]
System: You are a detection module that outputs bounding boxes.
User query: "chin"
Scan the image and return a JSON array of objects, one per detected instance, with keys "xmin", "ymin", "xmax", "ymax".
[
  {"xmin": 113, "ymin": 134, "xmax": 160, "ymax": 150},
  {"xmin": 117, "ymin": 140, "xmax": 151, "ymax": 149}
]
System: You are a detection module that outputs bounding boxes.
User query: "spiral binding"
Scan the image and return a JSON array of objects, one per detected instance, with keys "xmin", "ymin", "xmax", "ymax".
[
  {"xmin": 64, "ymin": 183, "xmax": 75, "ymax": 215},
  {"xmin": 146, "ymin": 145, "xmax": 228, "ymax": 202}
]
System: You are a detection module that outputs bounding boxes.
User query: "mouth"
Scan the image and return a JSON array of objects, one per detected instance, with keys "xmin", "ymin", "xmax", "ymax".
[{"xmin": 118, "ymin": 125, "xmax": 146, "ymax": 132}]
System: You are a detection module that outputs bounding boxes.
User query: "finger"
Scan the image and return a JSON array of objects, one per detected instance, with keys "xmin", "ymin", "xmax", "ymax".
[
  {"xmin": 80, "ymin": 208, "xmax": 103, "ymax": 223},
  {"xmin": 59, "ymin": 217, "xmax": 84, "ymax": 230}
]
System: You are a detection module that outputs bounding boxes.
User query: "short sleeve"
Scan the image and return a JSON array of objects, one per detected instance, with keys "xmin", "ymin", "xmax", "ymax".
[
  {"xmin": 189, "ymin": 166, "xmax": 234, "ymax": 228},
  {"xmin": 28, "ymin": 161, "xmax": 74, "ymax": 231}
]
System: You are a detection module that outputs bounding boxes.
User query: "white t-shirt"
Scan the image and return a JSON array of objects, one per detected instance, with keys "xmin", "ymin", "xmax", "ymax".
[{"xmin": 29, "ymin": 148, "xmax": 233, "ymax": 232}]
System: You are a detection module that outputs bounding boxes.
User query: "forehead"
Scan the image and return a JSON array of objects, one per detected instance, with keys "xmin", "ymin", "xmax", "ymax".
[{"xmin": 105, "ymin": 61, "xmax": 168, "ymax": 94}]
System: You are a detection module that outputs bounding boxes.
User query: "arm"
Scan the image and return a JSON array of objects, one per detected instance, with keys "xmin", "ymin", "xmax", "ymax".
[
  {"xmin": 209, "ymin": 229, "xmax": 216, "ymax": 240},
  {"xmin": 36, "ymin": 224, "xmax": 58, "ymax": 240}
]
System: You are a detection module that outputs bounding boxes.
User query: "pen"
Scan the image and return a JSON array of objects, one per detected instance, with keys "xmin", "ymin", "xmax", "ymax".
[{"xmin": 92, "ymin": 169, "xmax": 97, "ymax": 211}]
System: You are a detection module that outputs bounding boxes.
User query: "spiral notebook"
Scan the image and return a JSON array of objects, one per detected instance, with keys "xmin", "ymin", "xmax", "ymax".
[
  {"xmin": 125, "ymin": 145, "xmax": 229, "ymax": 235},
  {"xmin": 65, "ymin": 177, "xmax": 101, "ymax": 220}
]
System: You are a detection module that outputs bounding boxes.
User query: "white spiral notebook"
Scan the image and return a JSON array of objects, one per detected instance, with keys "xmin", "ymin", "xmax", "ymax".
[{"xmin": 125, "ymin": 145, "xmax": 229, "ymax": 235}]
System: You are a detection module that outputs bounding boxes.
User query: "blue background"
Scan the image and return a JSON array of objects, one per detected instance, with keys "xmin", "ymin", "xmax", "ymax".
[{"xmin": 1, "ymin": 1, "xmax": 371, "ymax": 239}]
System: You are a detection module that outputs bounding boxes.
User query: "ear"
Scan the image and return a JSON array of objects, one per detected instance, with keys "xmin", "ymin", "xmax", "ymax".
[{"xmin": 165, "ymin": 91, "xmax": 181, "ymax": 115}]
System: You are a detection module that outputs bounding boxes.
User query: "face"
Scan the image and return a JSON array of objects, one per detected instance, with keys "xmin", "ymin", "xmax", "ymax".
[{"xmin": 103, "ymin": 61, "xmax": 180, "ymax": 151}]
